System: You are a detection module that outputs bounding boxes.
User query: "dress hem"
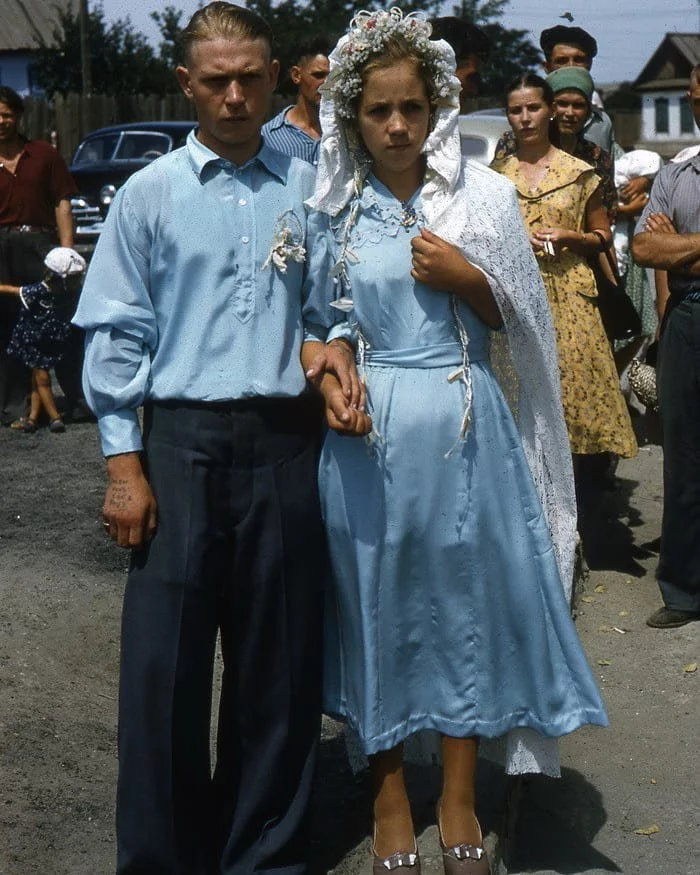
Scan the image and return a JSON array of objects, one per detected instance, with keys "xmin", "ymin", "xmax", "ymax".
[{"xmin": 324, "ymin": 704, "xmax": 609, "ymax": 757}]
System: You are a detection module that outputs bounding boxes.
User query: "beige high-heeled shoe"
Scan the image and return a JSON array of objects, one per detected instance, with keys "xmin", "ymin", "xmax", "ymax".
[{"xmin": 436, "ymin": 801, "xmax": 490, "ymax": 875}]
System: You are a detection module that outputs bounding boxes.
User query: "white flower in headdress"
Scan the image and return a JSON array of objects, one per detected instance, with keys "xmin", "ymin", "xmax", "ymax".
[{"xmin": 262, "ymin": 210, "xmax": 306, "ymax": 274}]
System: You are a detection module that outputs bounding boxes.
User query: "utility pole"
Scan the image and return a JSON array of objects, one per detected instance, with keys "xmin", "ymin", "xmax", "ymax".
[
  {"xmin": 79, "ymin": 0, "xmax": 92, "ymax": 138},
  {"xmin": 79, "ymin": 0, "xmax": 92, "ymax": 96}
]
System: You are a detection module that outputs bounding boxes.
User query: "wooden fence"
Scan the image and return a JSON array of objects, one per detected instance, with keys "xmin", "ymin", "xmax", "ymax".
[
  {"xmin": 20, "ymin": 91, "xmax": 643, "ymax": 163},
  {"xmin": 20, "ymin": 93, "xmax": 196, "ymax": 162}
]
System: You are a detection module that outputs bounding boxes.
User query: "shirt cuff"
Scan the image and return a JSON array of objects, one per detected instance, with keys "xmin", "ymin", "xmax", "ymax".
[
  {"xmin": 327, "ymin": 322, "xmax": 356, "ymax": 345},
  {"xmin": 98, "ymin": 409, "xmax": 143, "ymax": 457},
  {"xmin": 303, "ymin": 321, "xmax": 328, "ymax": 343}
]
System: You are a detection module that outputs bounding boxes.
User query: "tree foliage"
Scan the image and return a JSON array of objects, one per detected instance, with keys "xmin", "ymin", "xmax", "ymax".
[
  {"xmin": 246, "ymin": 0, "xmax": 441, "ymax": 88},
  {"xmin": 34, "ymin": 1, "xmax": 180, "ymax": 96},
  {"xmin": 34, "ymin": 0, "xmax": 538, "ymax": 101},
  {"xmin": 452, "ymin": 0, "xmax": 541, "ymax": 99}
]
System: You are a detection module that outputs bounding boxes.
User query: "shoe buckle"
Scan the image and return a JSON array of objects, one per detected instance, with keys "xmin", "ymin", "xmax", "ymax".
[
  {"xmin": 449, "ymin": 844, "xmax": 484, "ymax": 861},
  {"xmin": 382, "ymin": 851, "xmax": 418, "ymax": 870}
]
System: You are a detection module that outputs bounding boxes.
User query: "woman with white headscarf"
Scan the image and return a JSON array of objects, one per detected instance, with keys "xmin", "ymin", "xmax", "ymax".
[{"xmin": 300, "ymin": 11, "xmax": 608, "ymax": 874}]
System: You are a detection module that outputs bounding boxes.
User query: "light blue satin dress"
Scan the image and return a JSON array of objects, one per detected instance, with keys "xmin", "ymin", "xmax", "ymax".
[{"xmin": 320, "ymin": 177, "xmax": 608, "ymax": 755}]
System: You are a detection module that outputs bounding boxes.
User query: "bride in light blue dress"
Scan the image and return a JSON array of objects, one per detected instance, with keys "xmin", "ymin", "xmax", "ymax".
[{"xmin": 301, "ymin": 10, "xmax": 608, "ymax": 874}]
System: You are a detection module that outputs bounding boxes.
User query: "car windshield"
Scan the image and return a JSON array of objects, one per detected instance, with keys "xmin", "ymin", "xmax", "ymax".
[
  {"xmin": 72, "ymin": 131, "xmax": 173, "ymax": 165},
  {"xmin": 114, "ymin": 132, "xmax": 171, "ymax": 160},
  {"xmin": 72, "ymin": 133, "xmax": 120, "ymax": 165}
]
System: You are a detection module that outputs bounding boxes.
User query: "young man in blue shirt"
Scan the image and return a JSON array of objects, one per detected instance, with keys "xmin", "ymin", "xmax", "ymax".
[{"xmin": 74, "ymin": 4, "xmax": 366, "ymax": 872}]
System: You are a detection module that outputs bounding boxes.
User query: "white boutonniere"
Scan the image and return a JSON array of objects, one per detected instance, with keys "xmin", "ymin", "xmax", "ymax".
[{"xmin": 262, "ymin": 209, "xmax": 306, "ymax": 274}]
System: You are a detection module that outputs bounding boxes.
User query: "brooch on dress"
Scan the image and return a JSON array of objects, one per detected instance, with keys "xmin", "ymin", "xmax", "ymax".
[
  {"xmin": 262, "ymin": 210, "xmax": 306, "ymax": 274},
  {"xmin": 400, "ymin": 202, "xmax": 418, "ymax": 228}
]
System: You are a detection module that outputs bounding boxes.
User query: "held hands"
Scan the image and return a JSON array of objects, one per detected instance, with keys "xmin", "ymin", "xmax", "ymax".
[
  {"xmin": 304, "ymin": 338, "xmax": 366, "ymax": 412},
  {"xmin": 322, "ymin": 381, "xmax": 373, "ymax": 437},
  {"xmin": 303, "ymin": 339, "xmax": 371, "ymax": 437},
  {"xmin": 103, "ymin": 453, "xmax": 157, "ymax": 549},
  {"xmin": 410, "ymin": 228, "xmax": 476, "ymax": 291}
]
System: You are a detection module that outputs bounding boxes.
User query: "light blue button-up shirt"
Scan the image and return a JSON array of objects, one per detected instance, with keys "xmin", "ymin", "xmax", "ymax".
[{"xmin": 73, "ymin": 130, "xmax": 334, "ymax": 457}]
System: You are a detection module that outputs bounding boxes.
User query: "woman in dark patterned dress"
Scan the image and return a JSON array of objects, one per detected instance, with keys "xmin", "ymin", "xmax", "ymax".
[{"xmin": 1, "ymin": 247, "xmax": 86, "ymax": 432}]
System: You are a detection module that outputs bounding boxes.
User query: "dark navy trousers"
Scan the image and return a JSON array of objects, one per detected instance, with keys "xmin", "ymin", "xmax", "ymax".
[
  {"xmin": 116, "ymin": 397, "xmax": 326, "ymax": 875},
  {"xmin": 657, "ymin": 298, "xmax": 700, "ymax": 612}
]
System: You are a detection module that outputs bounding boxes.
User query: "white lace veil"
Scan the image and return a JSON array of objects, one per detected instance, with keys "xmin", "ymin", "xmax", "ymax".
[{"xmin": 311, "ymin": 8, "xmax": 577, "ymax": 778}]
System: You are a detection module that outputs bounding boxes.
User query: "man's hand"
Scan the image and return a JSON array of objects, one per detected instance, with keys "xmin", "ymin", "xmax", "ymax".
[
  {"xmin": 644, "ymin": 212, "xmax": 677, "ymax": 235},
  {"xmin": 305, "ymin": 338, "xmax": 366, "ymax": 410},
  {"xmin": 103, "ymin": 452, "xmax": 157, "ymax": 549}
]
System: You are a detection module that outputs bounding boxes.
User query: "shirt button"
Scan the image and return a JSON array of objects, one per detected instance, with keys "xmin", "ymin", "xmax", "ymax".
[
  {"xmin": 238, "ymin": 198, "xmax": 247, "ymax": 206},
  {"xmin": 241, "ymin": 236, "xmax": 249, "ymax": 244}
]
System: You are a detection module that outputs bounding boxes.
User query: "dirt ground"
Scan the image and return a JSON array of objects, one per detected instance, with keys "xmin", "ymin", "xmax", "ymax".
[{"xmin": 0, "ymin": 411, "xmax": 697, "ymax": 875}]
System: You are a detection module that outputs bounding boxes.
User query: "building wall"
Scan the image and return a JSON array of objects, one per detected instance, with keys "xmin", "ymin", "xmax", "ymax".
[
  {"xmin": 641, "ymin": 90, "xmax": 696, "ymax": 142},
  {"xmin": 0, "ymin": 52, "xmax": 35, "ymax": 96}
]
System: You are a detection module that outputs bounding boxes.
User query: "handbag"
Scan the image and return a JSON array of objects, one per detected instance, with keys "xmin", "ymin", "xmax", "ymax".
[
  {"xmin": 588, "ymin": 244, "xmax": 642, "ymax": 342},
  {"xmin": 628, "ymin": 341, "xmax": 658, "ymax": 411}
]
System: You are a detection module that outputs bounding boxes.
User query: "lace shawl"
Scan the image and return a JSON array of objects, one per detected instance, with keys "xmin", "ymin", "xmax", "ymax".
[{"xmin": 309, "ymin": 32, "xmax": 577, "ymax": 779}]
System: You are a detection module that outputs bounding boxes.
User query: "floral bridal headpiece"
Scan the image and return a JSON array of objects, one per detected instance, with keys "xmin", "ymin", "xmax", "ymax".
[
  {"xmin": 322, "ymin": 7, "xmax": 459, "ymax": 120},
  {"xmin": 308, "ymin": 7, "xmax": 461, "ymax": 217}
]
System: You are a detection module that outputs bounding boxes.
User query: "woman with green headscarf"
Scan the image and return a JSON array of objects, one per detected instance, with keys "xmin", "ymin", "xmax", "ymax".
[{"xmin": 491, "ymin": 72, "xmax": 637, "ymax": 504}]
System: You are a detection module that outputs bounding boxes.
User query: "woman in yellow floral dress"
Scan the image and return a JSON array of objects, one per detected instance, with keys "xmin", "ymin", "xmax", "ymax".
[{"xmin": 491, "ymin": 72, "xmax": 637, "ymax": 463}]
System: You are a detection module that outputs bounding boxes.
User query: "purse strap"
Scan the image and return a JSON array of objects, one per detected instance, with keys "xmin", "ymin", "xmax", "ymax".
[{"xmin": 590, "ymin": 230, "xmax": 621, "ymax": 282}]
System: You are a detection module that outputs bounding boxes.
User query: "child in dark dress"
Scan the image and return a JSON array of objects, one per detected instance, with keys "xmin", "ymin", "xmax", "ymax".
[{"xmin": 0, "ymin": 247, "xmax": 86, "ymax": 433}]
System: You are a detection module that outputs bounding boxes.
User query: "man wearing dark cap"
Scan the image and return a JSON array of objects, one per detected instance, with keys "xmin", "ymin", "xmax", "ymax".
[
  {"xmin": 540, "ymin": 24, "xmax": 614, "ymax": 154},
  {"xmin": 431, "ymin": 17, "xmax": 491, "ymax": 110}
]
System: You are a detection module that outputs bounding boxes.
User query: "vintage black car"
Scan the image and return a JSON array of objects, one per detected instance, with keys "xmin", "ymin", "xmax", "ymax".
[{"xmin": 69, "ymin": 121, "xmax": 196, "ymax": 252}]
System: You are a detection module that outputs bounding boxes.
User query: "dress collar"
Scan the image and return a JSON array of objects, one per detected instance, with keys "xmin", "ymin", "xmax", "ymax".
[{"xmin": 498, "ymin": 147, "xmax": 595, "ymax": 199}]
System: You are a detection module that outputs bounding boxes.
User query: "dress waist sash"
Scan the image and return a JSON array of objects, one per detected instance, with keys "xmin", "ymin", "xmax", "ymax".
[{"xmin": 361, "ymin": 341, "xmax": 488, "ymax": 368}]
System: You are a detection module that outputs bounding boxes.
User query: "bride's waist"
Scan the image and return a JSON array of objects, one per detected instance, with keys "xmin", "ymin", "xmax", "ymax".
[{"xmin": 361, "ymin": 341, "xmax": 488, "ymax": 368}]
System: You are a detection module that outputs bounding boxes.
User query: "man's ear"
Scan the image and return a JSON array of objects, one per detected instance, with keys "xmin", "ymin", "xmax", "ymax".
[
  {"xmin": 543, "ymin": 60, "xmax": 553, "ymax": 74},
  {"xmin": 176, "ymin": 66, "xmax": 193, "ymax": 99},
  {"xmin": 289, "ymin": 64, "xmax": 302, "ymax": 86},
  {"xmin": 270, "ymin": 58, "xmax": 281, "ymax": 90}
]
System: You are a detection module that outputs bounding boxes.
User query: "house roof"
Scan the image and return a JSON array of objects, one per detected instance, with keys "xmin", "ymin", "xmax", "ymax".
[
  {"xmin": 635, "ymin": 33, "xmax": 700, "ymax": 91},
  {"xmin": 0, "ymin": 0, "xmax": 78, "ymax": 52}
]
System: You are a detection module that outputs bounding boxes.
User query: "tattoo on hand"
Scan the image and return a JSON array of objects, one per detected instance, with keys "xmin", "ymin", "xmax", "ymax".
[{"xmin": 108, "ymin": 479, "xmax": 132, "ymax": 512}]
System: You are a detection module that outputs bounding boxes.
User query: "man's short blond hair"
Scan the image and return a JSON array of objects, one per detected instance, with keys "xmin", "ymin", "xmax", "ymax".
[{"xmin": 182, "ymin": 2, "xmax": 274, "ymax": 63}]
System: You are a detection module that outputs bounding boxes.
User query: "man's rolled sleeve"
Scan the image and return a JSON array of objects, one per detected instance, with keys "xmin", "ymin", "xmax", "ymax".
[{"xmin": 73, "ymin": 183, "xmax": 157, "ymax": 457}]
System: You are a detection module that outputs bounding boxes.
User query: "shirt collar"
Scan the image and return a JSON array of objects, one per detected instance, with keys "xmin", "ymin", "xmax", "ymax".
[
  {"xmin": 685, "ymin": 153, "xmax": 700, "ymax": 173},
  {"xmin": 267, "ymin": 107, "xmax": 294, "ymax": 131},
  {"xmin": 185, "ymin": 128, "xmax": 287, "ymax": 182}
]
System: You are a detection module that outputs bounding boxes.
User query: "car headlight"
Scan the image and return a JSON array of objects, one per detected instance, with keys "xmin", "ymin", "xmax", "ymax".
[{"xmin": 99, "ymin": 184, "xmax": 117, "ymax": 206}]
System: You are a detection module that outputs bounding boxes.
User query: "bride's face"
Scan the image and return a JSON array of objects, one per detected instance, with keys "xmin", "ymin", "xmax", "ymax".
[{"xmin": 356, "ymin": 58, "xmax": 431, "ymax": 180}]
